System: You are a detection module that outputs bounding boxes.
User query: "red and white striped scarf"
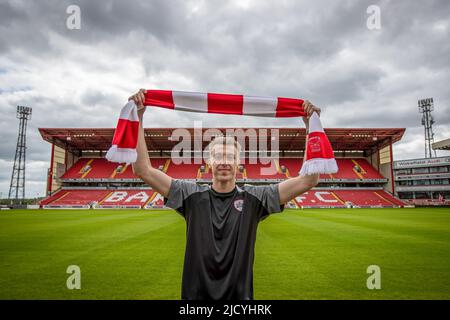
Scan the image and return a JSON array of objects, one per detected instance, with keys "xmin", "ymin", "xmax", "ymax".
[{"xmin": 106, "ymin": 90, "xmax": 338, "ymax": 176}]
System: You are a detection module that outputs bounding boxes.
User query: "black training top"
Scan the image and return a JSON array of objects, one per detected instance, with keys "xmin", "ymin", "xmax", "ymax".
[{"xmin": 164, "ymin": 179, "xmax": 284, "ymax": 300}]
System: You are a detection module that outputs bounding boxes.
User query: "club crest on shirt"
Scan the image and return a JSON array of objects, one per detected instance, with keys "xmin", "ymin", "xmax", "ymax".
[{"xmin": 234, "ymin": 199, "xmax": 244, "ymax": 213}]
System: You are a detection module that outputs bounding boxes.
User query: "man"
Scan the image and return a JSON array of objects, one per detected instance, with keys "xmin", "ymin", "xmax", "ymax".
[{"xmin": 130, "ymin": 89, "xmax": 321, "ymax": 300}]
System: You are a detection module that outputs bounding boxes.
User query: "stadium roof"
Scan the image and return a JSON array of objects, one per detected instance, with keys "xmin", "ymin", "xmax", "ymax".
[
  {"xmin": 432, "ymin": 138, "xmax": 450, "ymax": 151},
  {"xmin": 39, "ymin": 127, "xmax": 405, "ymax": 155}
]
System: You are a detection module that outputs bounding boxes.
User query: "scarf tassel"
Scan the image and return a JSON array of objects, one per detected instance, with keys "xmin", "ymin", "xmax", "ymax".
[
  {"xmin": 105, "ymin": 100, "xmax": 140, "ymax": 165},
  {"xmin": 299, "ymin": 112, "xmax": 338, "ymax": 176}
]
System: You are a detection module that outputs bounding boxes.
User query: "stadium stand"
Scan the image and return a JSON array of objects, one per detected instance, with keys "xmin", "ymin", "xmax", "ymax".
[{"xmin": 39, "ymin": 127, "xmax": 410, "ymax": 209}]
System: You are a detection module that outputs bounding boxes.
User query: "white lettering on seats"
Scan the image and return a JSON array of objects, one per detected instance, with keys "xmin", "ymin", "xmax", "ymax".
[
  {"xmin": 315, "ymin": 192, "xmax": 338, "ymax": 203},
  {"xmin": 125, "ymin": 191, "xmax": 149, "ymax": 203}
]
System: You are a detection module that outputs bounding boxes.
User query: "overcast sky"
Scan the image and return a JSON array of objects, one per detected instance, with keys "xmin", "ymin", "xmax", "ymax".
[{"xmin": 0, "ymin": 0, "xmax": 449, "ymax": 198}]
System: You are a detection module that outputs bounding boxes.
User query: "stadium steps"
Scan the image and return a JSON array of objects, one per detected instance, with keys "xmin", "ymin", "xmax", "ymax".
[
  {"xmin": 163, "ymin": 159, "xmax": 171, "ymax": 172},
  {"xmin": 351, "ymin": 162, "xmax": 365, "ymax": 179},
  {"xmin": 351, "ymin": 159, "xmax": 367, "ymax": 174},
  {"xmin": 373, "ymin": 191, "xmax": 396, "ymax": 206},
  {"xmin": 377, "ymin": 191, "xmax": 406, "ymax": 207},
  {"xmin": 110, "ymin": 163, "xmax": 132, "ymax": 179},
  {"xmin": 98, "ymin": 191, "xmax": 114, "ymax": 205},
  {"xmin": 287, "ymin": 200, "xmax": 299, "ymax": 208},
  {"xmin": 293, "ymin": 197, "xmax": 302, "ymax": 208},
  {"xmin": 39, "ymin": 189, "xmax": 67, "ymax": 206},
  {"xmin": 80, "ymin": 159, "xmax": 94, "ymax": 178},
  {"xmin": 330, "ymin": 192, "xmax": 346, "ymax": 205},
  {"xmin": 285, "ymin": 168, "xmax": 291, "ymax": 178},
  {"xmin": 144, "ymin": 191, "xmax": 159, "ymax": 208},
  {"xmin": 197, "ymin": 163, "xmax": 208, "ymax": 179},
  {"xmin": 110, "ymin": 167, "xmax": 118, "ymax": 179},
  {"xmin": 242, "ymin": 168, "xmax": 248, "ymax": 179}
]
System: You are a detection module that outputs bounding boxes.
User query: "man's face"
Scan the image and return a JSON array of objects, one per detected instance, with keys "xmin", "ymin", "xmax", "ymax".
[{"xmin": 209, "ymin": 144, "xmax": 239, "ymax": 183}]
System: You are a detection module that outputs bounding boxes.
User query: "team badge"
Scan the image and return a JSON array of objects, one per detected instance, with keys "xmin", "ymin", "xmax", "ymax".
[
  {"xmin": 308, "ymin": 136, "xmax": 322, "ymax": 153},
  {"xmin": 234, "ymin": 199, "xmax": 244, "ymax": 212}
]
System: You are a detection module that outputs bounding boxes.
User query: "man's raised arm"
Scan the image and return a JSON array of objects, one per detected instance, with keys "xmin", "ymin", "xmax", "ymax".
[
  {"xmin": 278, "ymin": 100, "xmax": 321, "ymax": 204},
  {"xmin": 278, "ymin": 172, "xmax": 319, "ymax": 205},
  {"xmin": 130, "ymin": 89, "xmax": 172, "ymax": 197}
]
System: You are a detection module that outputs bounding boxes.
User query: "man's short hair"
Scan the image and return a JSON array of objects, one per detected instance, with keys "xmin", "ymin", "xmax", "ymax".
[{"xmin": 207, "ymin": 136, "xmax": 242, "ymax": 162}]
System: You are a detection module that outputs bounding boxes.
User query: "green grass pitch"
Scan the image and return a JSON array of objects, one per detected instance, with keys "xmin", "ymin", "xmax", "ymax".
[{"xmin": 1, "ymin": 208, "xmax": 449, "ymax": 299}]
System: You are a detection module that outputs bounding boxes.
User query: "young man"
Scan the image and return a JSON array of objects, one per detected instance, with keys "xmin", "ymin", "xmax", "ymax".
[{"xmin": 130, "ymin": 89, "xmax": 321, "ymax": 300}]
